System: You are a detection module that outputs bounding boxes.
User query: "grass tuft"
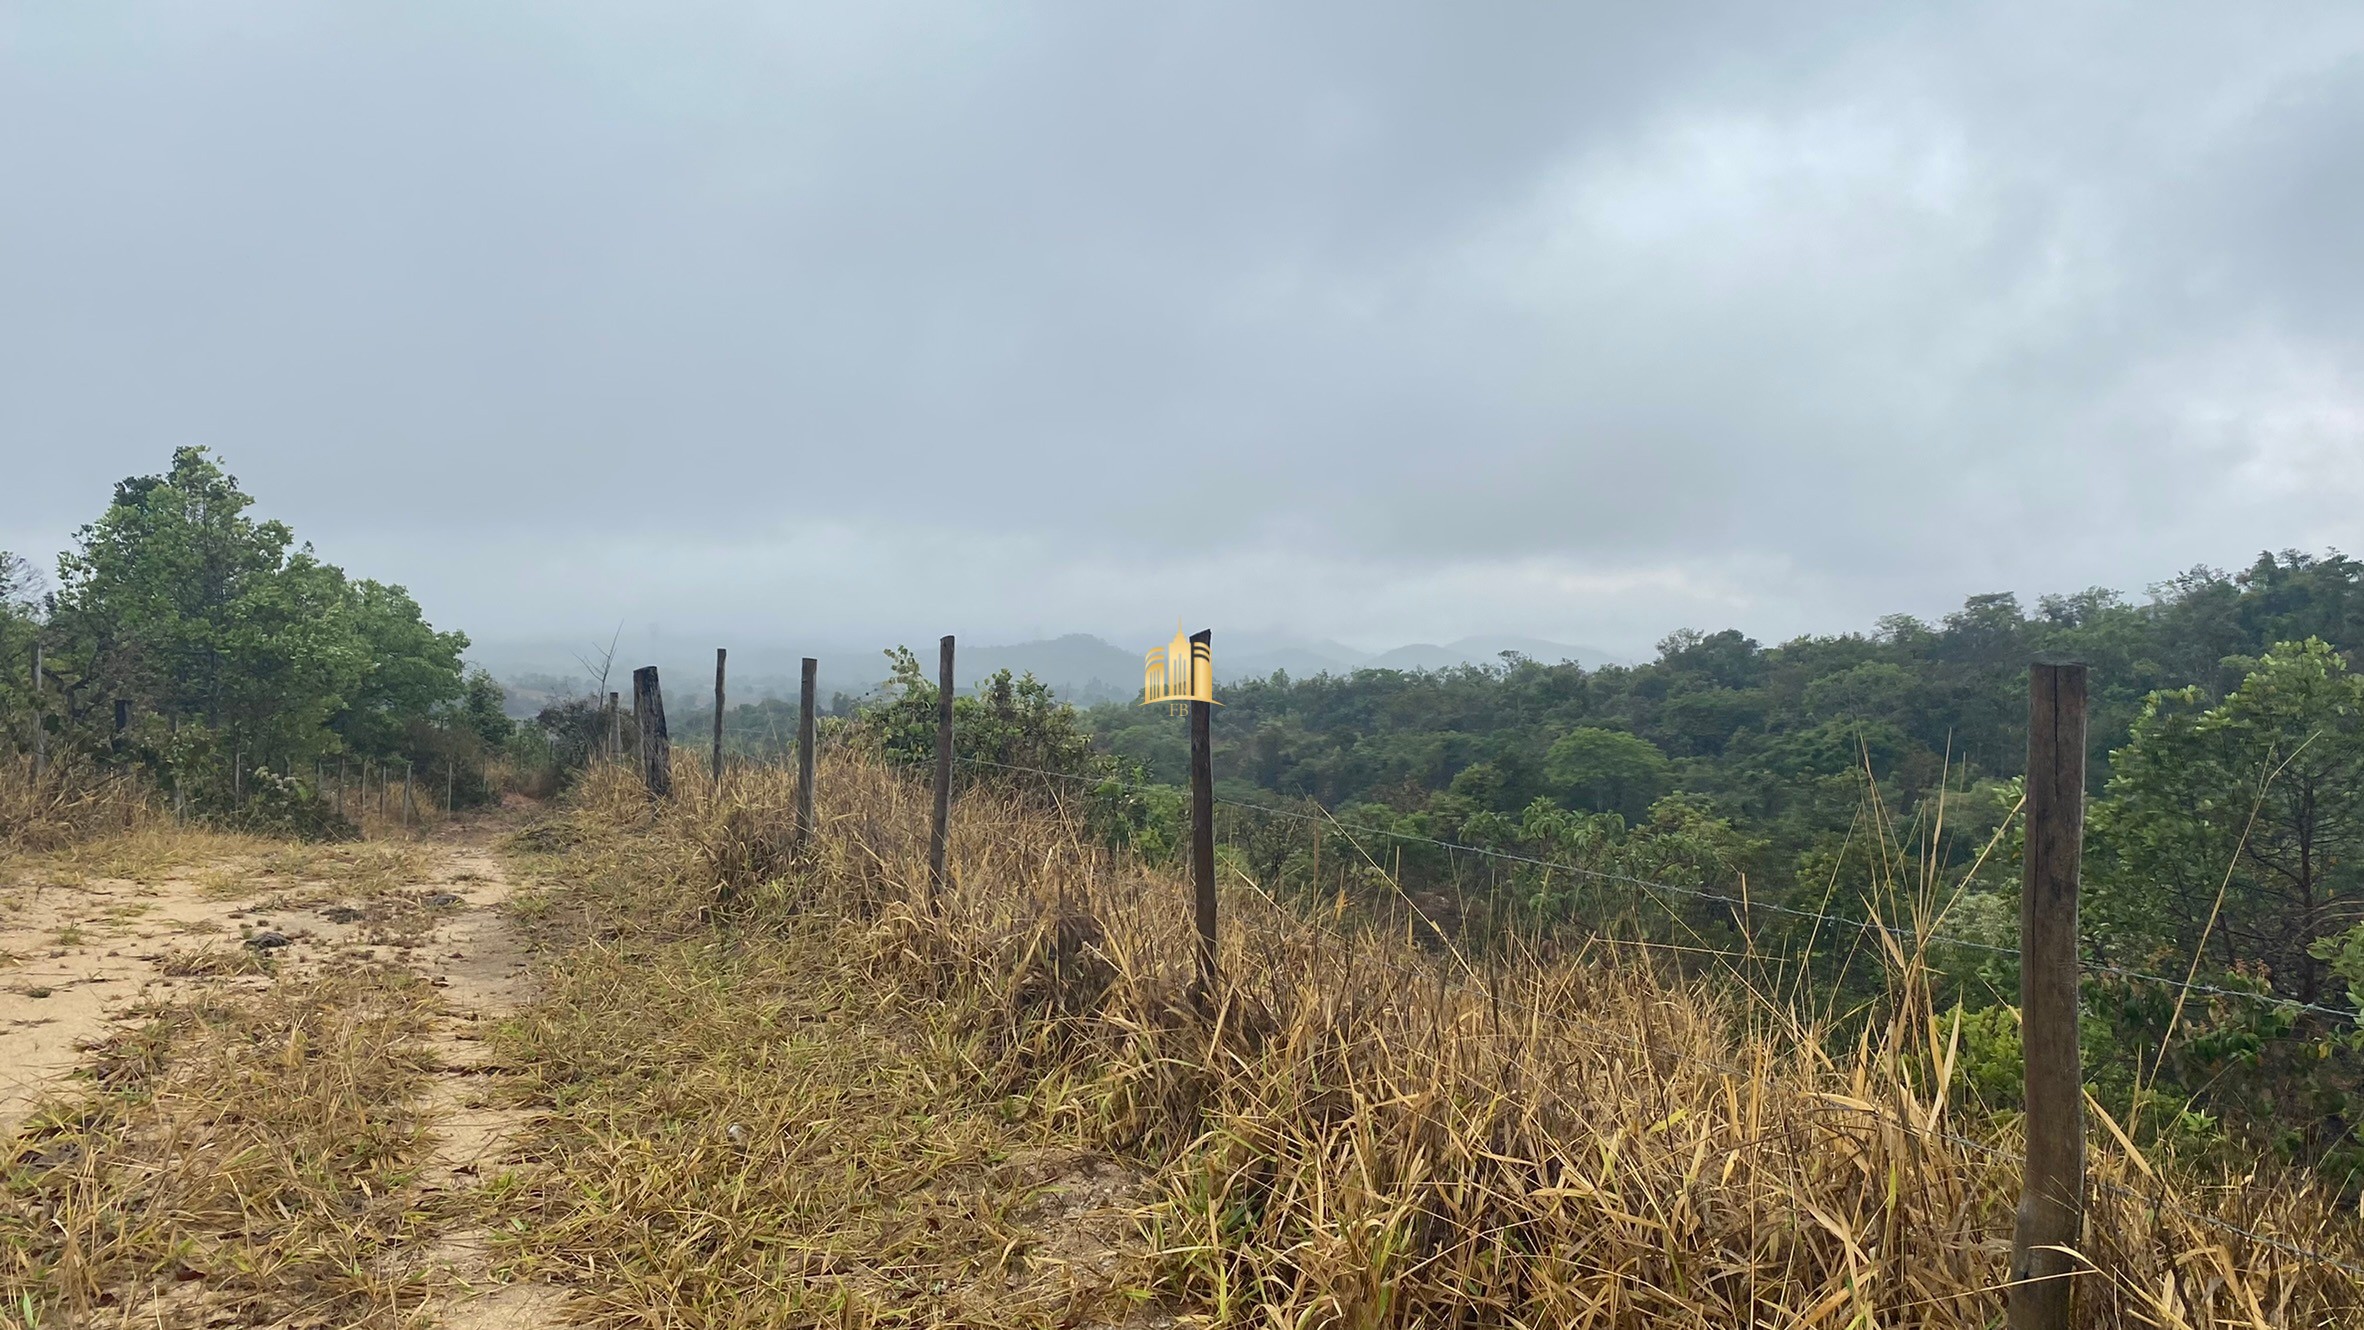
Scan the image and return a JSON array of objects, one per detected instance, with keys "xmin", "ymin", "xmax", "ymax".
[
  {"xmin": 500, "ymin": 751, "xmax": 2364, "ymax": 1327},
  {"xmin": 0, "ymin": 967, "xmax": 440, "ymax": 1327}
]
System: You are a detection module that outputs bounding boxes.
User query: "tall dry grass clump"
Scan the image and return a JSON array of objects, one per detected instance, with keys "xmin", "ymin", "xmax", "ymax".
[
  {"xmin": 0, "ymin": 754, "xmax": 157, "ymax": 855},
  {"xmin": 561, "ymin": 751, "xmax": 2364, "ymax": 1327}
]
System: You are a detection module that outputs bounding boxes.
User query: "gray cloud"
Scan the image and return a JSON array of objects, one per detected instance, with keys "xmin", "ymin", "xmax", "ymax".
[{"xmin": 4, "ymin": 2, "xmax": 2361, "ymax": 663}]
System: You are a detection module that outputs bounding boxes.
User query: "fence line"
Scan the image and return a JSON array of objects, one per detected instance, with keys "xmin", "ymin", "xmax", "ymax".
[
  {"xmin": 942, "ymin": 757, "xmax": 2364, "ymax": 1286},
  {"xmin": 950, "ymin": 754, "xmax": 2358, "ymax": 1025}
]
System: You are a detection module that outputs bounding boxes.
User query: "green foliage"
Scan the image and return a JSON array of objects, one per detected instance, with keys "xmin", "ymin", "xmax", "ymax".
[
  {"xmin": 1080, "ymin": 554, "xmax": 2364, "ymax": 1180},
  {"xmin": 15, "ymin": 447, "xmax": 487, "ymax": 814},
  {"xmin": 218, "ymin": 767, "xmax": 359, "ymax": 841},
  {"xmin": 2317, "ymin": 924, "xmax": 2364, "ymax": 1011},
  {"xmin": 337, "ymin": 579, "xmax": 469, "ymax": 754},
  {"xmin": 1543, "ymin": 727, "xmax": 1669, "ymax": 820},
  {"xmin": 1950, "ymin": 1004, "xmax": 2024, "ymax": 1110},
  {"xmin": 861, "ymin": 646, "xmax": 1104, "ymax": 777},
  {"xmin": 2094, "ymin": 638, "xmax": 2364, "ymax": 1006},
  {"xmin": 0, "ymin": 550, "xmax": 39, "ymax": 750},
  {"xmin": 458, "ymin": 668, "xmax": 515, "ymax": 746},
  {"xmin": 853, "ymin": 646, "xmax": 1154, "ymax": 851}
]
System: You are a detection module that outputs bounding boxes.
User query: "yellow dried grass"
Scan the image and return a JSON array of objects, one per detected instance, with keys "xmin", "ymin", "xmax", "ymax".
[{"xmin": 522, "ymin": 751, "xmax": 2364, "ymax": 1327}]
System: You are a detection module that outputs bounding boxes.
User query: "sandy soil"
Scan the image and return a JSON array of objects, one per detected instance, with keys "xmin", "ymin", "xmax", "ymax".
[
  {"xmin": 0, "ymin": 820, "xmax": 564, "ymax": 1327},
  {"xmin": 407, "ymin": 840, "xmax": 567, "ymax": 1329},
  {"xmin": 0, "ymin": 865, "xmax": 250, "ymax": 1133}
]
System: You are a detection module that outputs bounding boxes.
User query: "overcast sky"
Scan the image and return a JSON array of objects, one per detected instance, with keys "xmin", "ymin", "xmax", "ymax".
[{"xmin": 5, "ymin": 3, "xmax": 2361, "ymax": 665}]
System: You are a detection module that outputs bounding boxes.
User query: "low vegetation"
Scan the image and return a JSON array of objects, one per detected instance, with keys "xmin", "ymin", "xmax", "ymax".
[
  {"xmin": 486, "ymin": 750, "xmax": 2364, "ymax": 1326},
  {"xmin": 2, "ymin": 968, "xmax": 442, "ymax": 1327}
]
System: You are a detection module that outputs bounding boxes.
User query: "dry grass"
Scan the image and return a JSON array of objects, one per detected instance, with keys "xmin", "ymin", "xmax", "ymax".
[
  {"xmin": 5, "ymin": 825, "xmax": 275, "ymax": 893},
  {"xmin": 0, "ymin": 756, "xmax": 157, "ymax": 859},
  {"xmin": 155, "ymin": 944, "xmax": 275, "ymax": 978},
  {"xmin": 488, "ymin": 773, "xmax": 1145, "ymax": 1328},
  {"xmin": 0, "ymin": 966, "xmax": 442, "ymax": 1328},
  {"xmin": 499, "ymin": 753, "xmax": 2364, "ymax": 1329}
]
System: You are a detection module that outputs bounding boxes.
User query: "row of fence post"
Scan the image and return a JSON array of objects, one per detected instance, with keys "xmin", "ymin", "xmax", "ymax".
[
  {"xmin": 626, "ymin": 636, "xmax": 1218, "ymax": 984},
  {"xmin": 25, "ymin": 639, "xmax": 474, "ymax": 825},
  {"xmin": 628, "ymin": 651, "xmax": 827, "ymax": 853},
  {"xmin": 311, "ymin": 755, "xmax": 465, "ymax": 825},
  {"xmin": 617, "ymin": 642, "xmax": 2086, "ymax": 1324}
]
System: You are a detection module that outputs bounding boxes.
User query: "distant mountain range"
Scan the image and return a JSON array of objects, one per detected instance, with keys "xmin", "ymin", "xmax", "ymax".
[{"xmin": 488, "ymin": 633, "xmax": 1629, "ymax": 714}]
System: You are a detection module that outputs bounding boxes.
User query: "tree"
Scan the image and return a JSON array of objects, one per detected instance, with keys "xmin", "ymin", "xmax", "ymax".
[
  {"xmin": 1544, "ymin": 727, "xmax": 1670, "ymax": 822},
  {"xmin": 0, "ymin": 551, "xmax": 39, "ymax": 751},
  {"xmin": 858, "ymin": 646, "xmax": 1108, "ymax": 784},
  {"xmin": 2094, "ymin": 639, "xmax": 2364, "ymax": 1005},
  {"xmin": 336, "ymin": 578, "xmax": 469, "ymax": 754},
  {"xmin": 37, "ymin": 447, "xmax": 475, "ymax": 799},
  {"xmin": 42, "ymin": 448, "xmax": 387, "ymax": 769}
]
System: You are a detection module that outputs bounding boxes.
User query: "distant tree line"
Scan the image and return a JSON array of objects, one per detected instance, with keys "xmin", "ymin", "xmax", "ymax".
[
  {"xmin": 1084, "ymin": 552, "xmax": 2364, "ymax": 1182},
  {"xmin": 1, "ymin": 447, "xmax": 510, "ymax": 830}
]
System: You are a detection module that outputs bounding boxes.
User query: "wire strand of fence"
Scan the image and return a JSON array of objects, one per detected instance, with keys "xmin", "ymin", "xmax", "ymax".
[
  {"xmin": 953, "ymin": 754, "xmax": 2358, "ymax": 1023},
  {"xmin": 2088, "ymin": 1174, "xmax": 2364, "ymax": 1280},
  {"xmin": 1228, "ymin": 874, "xmax": 2364, "ymax": 1283}
]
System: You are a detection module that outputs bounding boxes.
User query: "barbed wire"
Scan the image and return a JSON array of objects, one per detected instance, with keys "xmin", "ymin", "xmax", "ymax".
[
  {"xmin": 1238, "ymin": 852, "xmax": 2364, "ymax": 1282},
  {"xmin": 955, "ymin": 754, "xmax": 2358, "ymax": 1023}
]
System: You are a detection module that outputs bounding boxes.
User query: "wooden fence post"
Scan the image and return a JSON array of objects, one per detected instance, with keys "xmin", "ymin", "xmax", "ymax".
[
  {"xmin": 2011, "ymin": 662, "xmax": 2088, "ymax": 1330},
  {"xmin": 445, "ymin": 760, "xmax": 455, "ymax": 814},
  {"xmin": 928, "ymin": 636, "xmax": 954, "ymax": 903},
  {"xmin": 634, "ymin": 666, "xmax": 671, "ymax": 797},
  {"xmin": 607, "ymin": 691, "xmax": 622, "ymax": 760},
  {"xmin": 114, "ymin": 699, "xmax": 131, "ymax": 755},
  {"xmin": 402, "ymin": 761, "xmax": 414, "ymax": 826},
  {"xmin": 712, "ymin": 648, "xmax": 728, "ymax": 785},
  {"xmin": 30, "ymin": 641, "xmax": 44, "ymax": 783},
  {"xmin": 1189, "ymin": 629, "xmax": 1217, "ymax": 1000},
  {"xmin": 796, "ymin": 656, "xmax": 817, "ymax": 850},
  {"xmin": 338, "ymin": 757, "xmax": 348, "ymax": 820}
]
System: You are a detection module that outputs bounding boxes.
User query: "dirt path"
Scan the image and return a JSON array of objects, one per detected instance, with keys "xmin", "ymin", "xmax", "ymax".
[
  {"xmin": 407, "ymin": 838, "xmax": 567, "ymax": 1329},
  {"xmin": 0, "ymin": 820, "xmax": 566, "ymax": 1328},
  {"xmin": 0, "ymin": 857, "xmax": 257, "ymax": 1134}
]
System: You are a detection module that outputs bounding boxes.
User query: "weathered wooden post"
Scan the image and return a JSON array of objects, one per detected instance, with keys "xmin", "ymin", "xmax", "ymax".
[
  {"xmin": 445, "ymin": 760, "xmax": 455, "ymax": 814},
  {"xmin": 607, "ymin": 691, "xmax": 622, "ymax": 760},
  {"xmin": 29, "ymin": 641, "xmax": 43, "ymax": 783},
  {"xmin": 1189, "ymin": 629, "xmax": 1217, "ymax": 1000},
  {"xmin": 338, "ymin": 756, "xmax": 348, "ymax": 819},
  {"xmin": 928, "ymin": 636, "xmax": 954, "ymax": 903},
  {"xmin": 402, "ymin": 760, "xmax": 414, "ymax": 826},
  {"xmin": 2011, "ymin": 662, "xmax": 2088, "ymax": 1330},
  {"xmin": 796, "ymin": 656, "xmax": 818, "ymax": 850},
  {"xmin": 113, "ymin": 699, "xmax": 131, "ymax": 755},
  {"xmin": 711, "ymin": 648, "xmax": 727, "ymax": 785},
  {"xmin": 634, "ymin": 665, "xmax": 671, "ymax": 797}
]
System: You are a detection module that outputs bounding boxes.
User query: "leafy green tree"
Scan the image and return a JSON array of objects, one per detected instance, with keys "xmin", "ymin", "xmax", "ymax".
[
  {"xmin": 2094, "ymin": 638, "xmax": 2364, "ymax": 1005},
  {"xmin": 1544, "ymin": 727, "xmax": 1670, "ymax": 821},
  {"xmin": 336, "ymin": 578, "xmax": 469, "ymax": 754},
  {"xmin": 46, "ymin": 449, "xmax": 379, "ymax": 764},
  {"xmin": 858, "ymin": 645, "xmax": 1154, "ymax": 851},
  {"xmin": 456, "ymin": 669, "xmax": 515, "ymax": 746},
  {"xmin": 31, "ymin": 447, "xmax": 477, "ymax": 804},
  {"xmin": 0, "ymin": 551, "xmax": 39, "ymax": 746}
]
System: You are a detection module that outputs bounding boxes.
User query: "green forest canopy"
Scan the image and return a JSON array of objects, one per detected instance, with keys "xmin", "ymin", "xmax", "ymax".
[
  {"xmin": 2, "ymin": 447, "xmax": 508, "ymax": 812},
  {"xmin": 1082, "ymin": 554, "xmax": 2364, "ymax": 1176}
]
